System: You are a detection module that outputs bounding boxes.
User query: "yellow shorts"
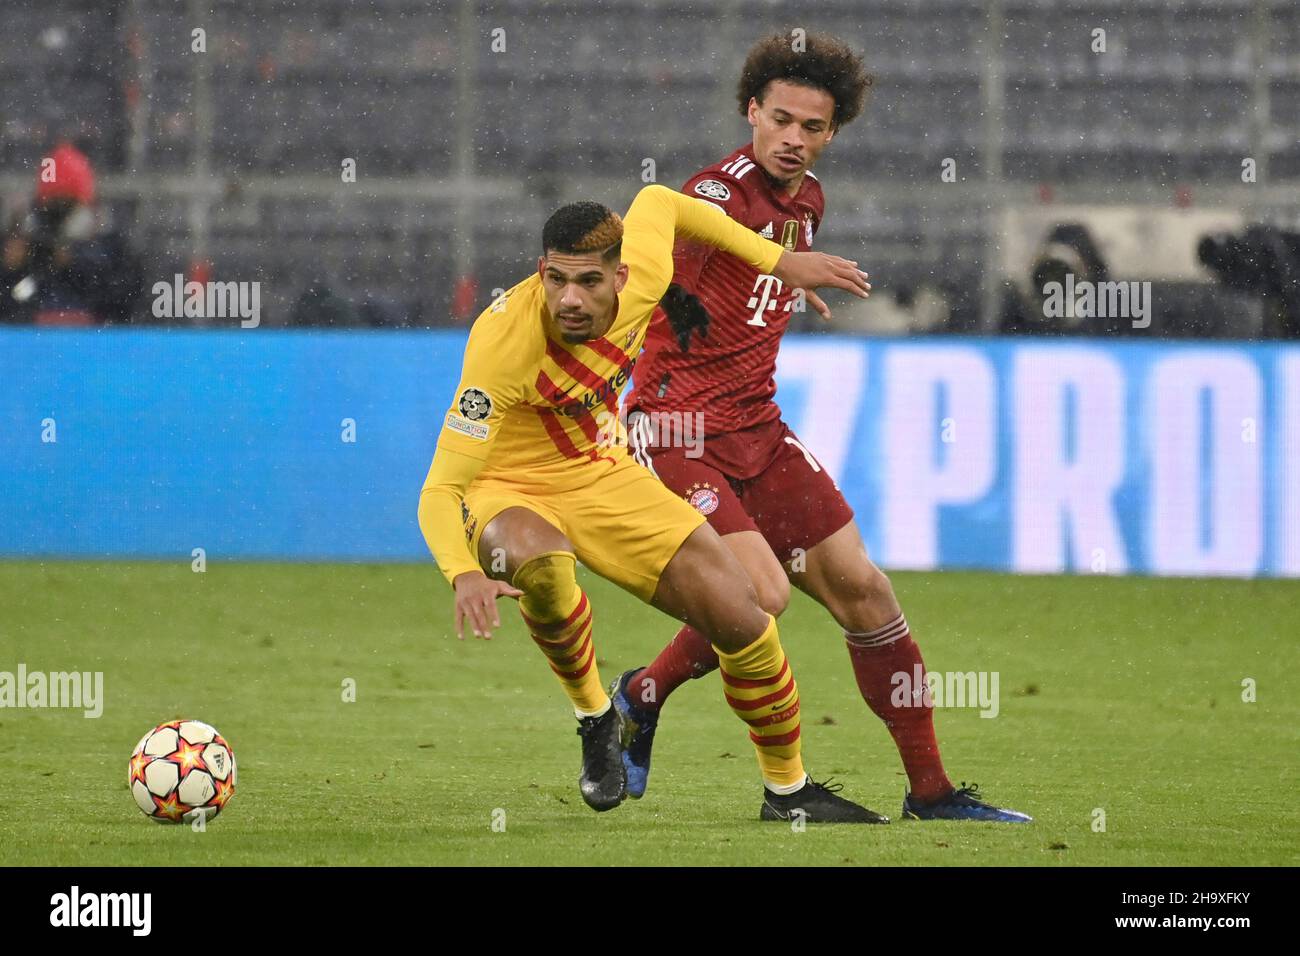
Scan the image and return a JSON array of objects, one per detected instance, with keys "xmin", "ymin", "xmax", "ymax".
[{"xmin": 461, "ymin": 454, "xmax": 707, "ymax": 603}]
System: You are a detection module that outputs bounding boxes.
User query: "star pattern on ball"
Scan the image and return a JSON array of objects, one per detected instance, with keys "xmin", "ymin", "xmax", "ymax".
[
  {"xmin": 213, "ymin": 776, "xmax": 235, "ymax": 811},
  {"xmin": 128, "ymin": 751, "xmax": 149, "ymax": 783},
  {"xmin": 168, "ymin": 737, "xmax": 207, "ymax": 774},
  {"xmin": 151, "ymin": 790, "xmax": 186, "ymax": 823}
]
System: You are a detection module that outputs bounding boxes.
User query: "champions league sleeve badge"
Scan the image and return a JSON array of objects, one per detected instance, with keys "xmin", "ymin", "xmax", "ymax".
[
  {"xmin": 458, "ymin": 388, "xmax": 493, "ymax": 421},
  {"xmin": 445, "ymin": 387, "xmax": 494, "ymax": 440}
]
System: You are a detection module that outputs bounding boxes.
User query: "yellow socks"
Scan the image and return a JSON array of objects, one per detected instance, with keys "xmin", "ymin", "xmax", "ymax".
[
  {"xmin": 715, "ymin": 614, "xmax": 805, "ymax": 791},
  {"xmin": 514, "ymin": 553, "xmax": 802, "ymax": 791},
  {"xmin": 513, "ymin": 551, "xmax": 608, "ymax": 717}
]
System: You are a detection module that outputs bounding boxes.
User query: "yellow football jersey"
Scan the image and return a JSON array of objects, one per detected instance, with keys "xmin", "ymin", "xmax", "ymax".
[
  {"xmin": 419, "ymin": 184, "xmax": 785, "ymax": 585},
  {"xmin": 436, "ymin": 272, "xmax": 642, "ymax": 485}
]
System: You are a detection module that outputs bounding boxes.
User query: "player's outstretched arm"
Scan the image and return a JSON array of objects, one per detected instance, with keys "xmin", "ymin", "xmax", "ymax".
[
  {"xmin": 770, "ymin": 250, "xmax": 872, "ymax": 321},
  {"xmin": 620, "ymin": 184, "xmax": 782, "ymax": 304},
  {"xmin": 417, "ymin": 446, "xmax": 485, "ymax": 585},
  {"xmin": 621, "ymin": 184, "xmax": 869, "ymax": 317},
  {"xmin": 419, "ymin": 313, "xmax": 527, "ymax": 639},
  {"xmin": 417, "ymin": 448, "xmax": 522, "ymax": 640}
]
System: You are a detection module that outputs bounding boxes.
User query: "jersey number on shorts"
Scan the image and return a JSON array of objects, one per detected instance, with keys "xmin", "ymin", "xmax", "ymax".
[{"xmin": 784, "ymin": 435, "xmax": 822, "ymax": 472}]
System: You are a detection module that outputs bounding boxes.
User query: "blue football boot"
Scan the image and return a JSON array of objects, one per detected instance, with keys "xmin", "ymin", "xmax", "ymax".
[
  {"xmin": 609, "ymin": 668, "xmax": 658, "ymax": 799},
  {"xmin": 902, "ymin": 782, "xmax": 1033, "ymax": 823}
]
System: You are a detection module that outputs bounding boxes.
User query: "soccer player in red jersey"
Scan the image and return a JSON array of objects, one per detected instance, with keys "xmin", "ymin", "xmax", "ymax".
[{"xmin": 614, "ymin": 32, "xmax": 1031, "ymax": 822}]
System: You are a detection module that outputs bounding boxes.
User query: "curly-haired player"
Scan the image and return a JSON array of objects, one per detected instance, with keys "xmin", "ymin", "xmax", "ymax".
[{"xmin": 614, "ymin": 31, "xmax": 1031, "ymax": 823}]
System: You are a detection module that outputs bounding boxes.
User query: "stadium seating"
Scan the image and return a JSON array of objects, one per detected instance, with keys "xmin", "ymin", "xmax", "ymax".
[{"xmin": 2, "ymin": 0, "xmax": 1296, "ymax": 328}]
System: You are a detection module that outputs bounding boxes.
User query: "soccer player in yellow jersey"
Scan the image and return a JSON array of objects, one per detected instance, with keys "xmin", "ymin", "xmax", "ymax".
[{"xmin": 418, "ymin": 183, "xmax": 884, "ymax": 821}]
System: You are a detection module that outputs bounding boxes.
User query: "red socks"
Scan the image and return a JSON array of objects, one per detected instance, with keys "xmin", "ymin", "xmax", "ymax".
[
  {"xmin": 632, "ymin": 613, "xmax": 955, "ymax": 805},
  {"xmin": 844, "ymin": 614, "xmax": 953, "ymax": 803},
  {"xmin": 628, "ymin": 625, "xmax": 718, "ymax": 713}
]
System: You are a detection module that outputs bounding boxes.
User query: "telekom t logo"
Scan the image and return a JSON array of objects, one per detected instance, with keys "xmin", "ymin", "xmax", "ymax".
[{"xmin": 746, "ymin": 274, "xmax": 783, "ymax": 326}]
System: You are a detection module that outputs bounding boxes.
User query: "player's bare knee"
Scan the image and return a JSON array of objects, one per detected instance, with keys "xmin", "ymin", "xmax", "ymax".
[
  {"xmin": 705, "ymin": 617, "xmax": 762, "ymax": 655},
  {"xmin": 844, "ymin": 559, "xmax": 891, "ymax": 604},
  {"xmin": 867, "ymin": 563, "xmax": 900, "ymax": 611},
  {"xmin": 827, "ymin": 561, "xmax": 900, "ymax": 629},
  {"xmin": 726, "ymin": 587, "xmax": 779, "ymax": 650},
  {"xmin": 687, "ymin": 575, "xmax": 766, "ymax": 653},
  {"xmin": 754, "ymin": 572, "xmax": 790, "ymax": 618},
  {"xmin": 480, "ymin": 508, "xmax": 571, "ymax": 581}
]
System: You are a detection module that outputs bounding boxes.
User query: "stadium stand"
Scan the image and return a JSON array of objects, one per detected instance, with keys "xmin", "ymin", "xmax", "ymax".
[{"xmin": 1, "ymin": 0, "xmax": 1297, "ymax": 332}]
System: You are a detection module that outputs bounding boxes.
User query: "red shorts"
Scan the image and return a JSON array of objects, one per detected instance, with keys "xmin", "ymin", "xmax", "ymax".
[{"xmin": 626, "ymin": 412, "xmax": 854, "ymax": 562}]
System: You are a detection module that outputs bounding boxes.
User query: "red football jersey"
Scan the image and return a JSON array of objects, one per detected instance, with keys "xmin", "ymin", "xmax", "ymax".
[{"xmin": 626, "ymin": 142, "xmax": 825, "ymax": 437}]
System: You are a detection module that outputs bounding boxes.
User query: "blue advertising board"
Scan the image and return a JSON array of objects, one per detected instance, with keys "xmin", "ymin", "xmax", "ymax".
[{"xmin": 3, "ymin": 329, "xmax": 1297, "ymax": 577}]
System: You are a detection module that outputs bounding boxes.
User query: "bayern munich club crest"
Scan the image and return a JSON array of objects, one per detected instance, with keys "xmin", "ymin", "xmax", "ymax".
[{"xmin": 685, "ymin": 481, "xmax": 721, "ymax": 516}]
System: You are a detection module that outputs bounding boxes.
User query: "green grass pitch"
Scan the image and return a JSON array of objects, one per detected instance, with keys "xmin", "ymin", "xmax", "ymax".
[{"xmin": 0, "ymin": 560, "xmax": 1296, "ymax": 866}]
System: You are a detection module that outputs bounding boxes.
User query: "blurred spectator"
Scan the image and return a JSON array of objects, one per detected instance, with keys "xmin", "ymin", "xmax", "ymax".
[
  {"xmin": 0, "ymin": 140, "xmax": 145, "ymax": 326},
  {"xmin": 0, "ymin": 216, "xmax": 36, "ymax": 324},
  {"xmin": 1198, "ymin": 226, "xmax": 1300, "ymax": 338},
  {"xmin": 1000, "ymin": 222, "xmax": 1116, "ymax": 336}
]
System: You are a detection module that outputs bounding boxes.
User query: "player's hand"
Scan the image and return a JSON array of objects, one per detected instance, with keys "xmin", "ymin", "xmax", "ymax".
[
  {"xmin": 771, "ymin": 251, "xmax": 871, "ymax": 321},
  {"xmin": 452, "ymin": 571, "xmax": 523, "ymax": 640}
]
